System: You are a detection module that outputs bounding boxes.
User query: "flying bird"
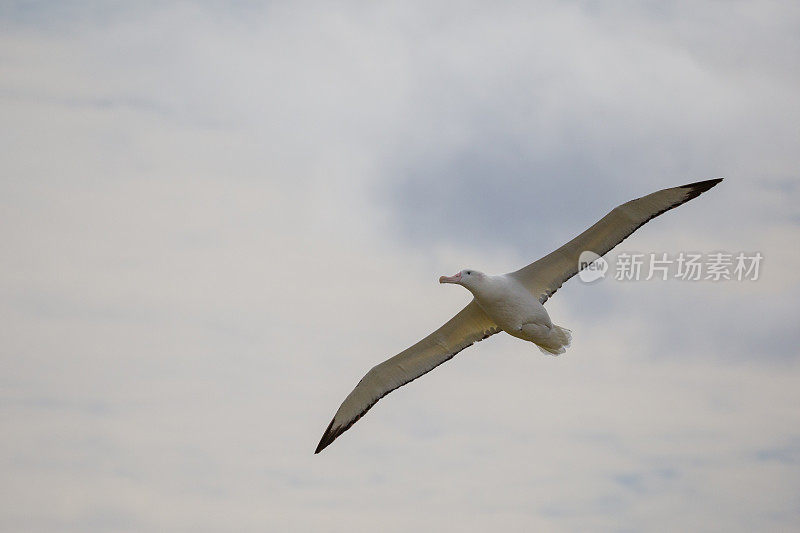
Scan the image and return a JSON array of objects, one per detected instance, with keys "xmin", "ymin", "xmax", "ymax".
[{"xmin": 315, "ymin": 178, "xmax": 723, "ymax": 453}]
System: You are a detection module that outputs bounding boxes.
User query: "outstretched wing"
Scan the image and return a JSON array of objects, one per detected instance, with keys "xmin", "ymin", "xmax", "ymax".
[
  {"xmin": 510, "ymin": 178, "xmax": 723, "ymax": 303},
  {"xmin": 315, "ymin": 300, "xmax": 500, "ymax": 453}
]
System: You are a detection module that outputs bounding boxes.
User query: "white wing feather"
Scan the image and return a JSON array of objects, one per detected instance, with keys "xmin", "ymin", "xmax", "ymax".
[
  {"xmin": 509, "ymin": 178, "xmax": 723, "ymax": 303},
  {"xmin": 315, "ymin": 300, "xmax": 499, "ymax": 453}
]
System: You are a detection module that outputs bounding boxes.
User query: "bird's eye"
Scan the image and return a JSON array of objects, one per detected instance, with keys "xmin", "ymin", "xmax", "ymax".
[{"xmin": 466, "ymin": 271, "xmax": 471, "ymax": 275}]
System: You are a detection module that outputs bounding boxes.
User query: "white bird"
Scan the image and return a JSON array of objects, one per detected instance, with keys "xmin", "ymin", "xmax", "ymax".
[{"xmin": 315, "ymin": 178, "xmax": 723, "ymax": 453}]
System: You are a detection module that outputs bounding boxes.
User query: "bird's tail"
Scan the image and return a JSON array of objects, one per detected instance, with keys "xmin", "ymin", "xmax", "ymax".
[{"xmin": 536, "ymin": 325, "xmax": 572, "ymax": 356}]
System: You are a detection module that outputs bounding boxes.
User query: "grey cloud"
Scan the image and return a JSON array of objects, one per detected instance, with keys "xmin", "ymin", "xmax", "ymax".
[
  {"xmin": 371, "ymin": 2, "xmax": 800, "ymax": 252},
  {"xmin": 1, "ymin": 2, "xmax": 799, "ymax": 532},
  {"xmin": 384, "ymin": 140, "xmax": 627, "ymax": 252}
]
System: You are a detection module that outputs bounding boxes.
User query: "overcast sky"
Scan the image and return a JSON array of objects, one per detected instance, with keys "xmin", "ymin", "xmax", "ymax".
[{"xmin": 1, "ymin": 1, "xmax": 799, "ymax": 531}]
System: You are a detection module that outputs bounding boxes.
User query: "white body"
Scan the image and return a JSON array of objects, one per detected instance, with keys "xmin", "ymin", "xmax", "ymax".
[
  {"xmin": 456, "ymin": 271, "xmax": 571, "ymax": 354},
  {"xmin": 466, "ymin": 274, "xmax": 550, "ymax": 331}
]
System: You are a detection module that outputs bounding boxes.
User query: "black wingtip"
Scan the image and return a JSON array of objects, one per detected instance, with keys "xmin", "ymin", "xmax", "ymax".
[
  {"xmin": 679, "ymin": 177, "xmax": 724, "ymax": 194},
  {"xmin": 314, "ymin": 418, "xmax": 338, "ymax": 454}
]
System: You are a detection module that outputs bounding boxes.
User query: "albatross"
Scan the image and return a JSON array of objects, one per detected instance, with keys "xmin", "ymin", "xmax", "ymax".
[{"xmin": 315, "ymin": 178, "xmax": 723, "ymax": 453}]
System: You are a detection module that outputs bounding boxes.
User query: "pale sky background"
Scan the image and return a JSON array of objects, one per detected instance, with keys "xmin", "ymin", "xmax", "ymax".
[{"xmin": 1, "ymin": 1, "xmax": 800, "ymax": 531}]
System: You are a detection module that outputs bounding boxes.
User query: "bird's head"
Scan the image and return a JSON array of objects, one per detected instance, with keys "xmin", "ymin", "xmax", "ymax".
[{"xmin": 439, "ymin": 269, "xmax": 487, "ymax": 292}]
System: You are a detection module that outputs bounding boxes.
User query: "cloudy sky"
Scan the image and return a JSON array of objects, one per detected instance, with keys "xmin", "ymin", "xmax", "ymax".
[{"xmin": 1, "ymin": 1, "xmax": 799, "ymax": 531}]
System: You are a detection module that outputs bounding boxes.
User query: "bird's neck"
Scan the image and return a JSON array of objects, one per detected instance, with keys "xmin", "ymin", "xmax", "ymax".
[{"xmin": 465, "ymin": 275, "xmax": 500, "ymax": 301}]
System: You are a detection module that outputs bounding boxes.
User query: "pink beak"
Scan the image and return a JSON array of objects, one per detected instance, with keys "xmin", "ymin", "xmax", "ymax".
[{"xmin": 439, "ymin": 272, "xmax": 462, "ymax": 284}]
